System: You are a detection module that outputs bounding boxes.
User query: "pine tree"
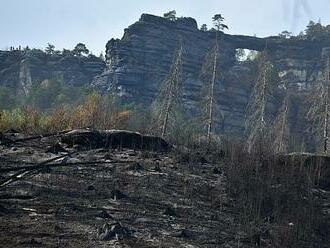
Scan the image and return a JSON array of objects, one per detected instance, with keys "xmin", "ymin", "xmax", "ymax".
[
  {"xmin": 199, "ymin": 15, "xmax": 227, "ymax": 147},
  {"xmin": 153, "ymin": 44, "xmax": 184, "ymax": 138},
  {"xmin": 198, "ymin": 33, "xmax": 223, "ymax": 147},
  {"xmin": 245, "ymin": 51, "xmax": 277, "ymax": 153},
  {"xmin": 307, "ymin": 52, "xmax": 330, "ymax": 153},
  {"xmin": 273, "ymin": 84, "xmax": 290, "ymax": 154},
  {"xmin": 45, "ymin": 43, "xmax": 55, "ymax": 55},
  {"xmin": 206, "ymin": 33, "xmax": 219, "ymax": 145}
]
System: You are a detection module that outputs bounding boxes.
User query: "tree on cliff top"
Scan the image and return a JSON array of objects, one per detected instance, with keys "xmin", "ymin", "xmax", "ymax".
[
  {"xmin": 45, "ymin": 43, "xmax": 55, "ymax": 55},
  {"xmin": 305, "ymin": 20, "xmax": 324, "ymax": 38},
  {"xmin": 278, "ymin": 30, "xmax": 293, "ymax": 39},
  {"xmin": 200, "ymin": 24, "xmax": 208, "ymax": 32},
  {"xmin": 212, "ymin": 14, "xmax": 228, "ymax": 31},
  {"xmin": 73, "ymin": 43, "xmax": 89, "ymax": 56},
  {"xmin": 163, "ymin": 10, "xmax": 177, "ymax": 21}
]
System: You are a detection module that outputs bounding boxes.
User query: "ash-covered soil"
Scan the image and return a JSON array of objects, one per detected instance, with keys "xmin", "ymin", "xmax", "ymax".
[{"xmin": 0, "ymin": 131, "xmax": 244, "ymax": 247}]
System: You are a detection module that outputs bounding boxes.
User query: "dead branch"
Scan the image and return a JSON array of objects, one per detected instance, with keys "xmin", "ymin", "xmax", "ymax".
[
  {"xmin": 0, "ymin": 159, "xmax": 135, "ymax": 173},
  {"xmin": 0, "ymin": 151, "xmax": 76, "ymax": 188},
  {"xmin": 153, "ymin": 44, "xmax": 184, "ymax": 138}
]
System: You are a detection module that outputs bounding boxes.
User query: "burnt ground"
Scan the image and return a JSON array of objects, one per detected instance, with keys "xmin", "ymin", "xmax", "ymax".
[{"xmin": 0, "ymin": 133, "xmax": 244, "ymax": 248}]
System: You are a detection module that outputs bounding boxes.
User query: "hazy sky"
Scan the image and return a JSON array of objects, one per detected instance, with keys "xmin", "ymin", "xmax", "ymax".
[{"xmin": 1, "ymin": 0, "xmax": 330, "ymax": 54}]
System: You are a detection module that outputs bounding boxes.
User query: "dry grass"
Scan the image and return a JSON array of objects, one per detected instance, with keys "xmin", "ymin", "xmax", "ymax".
[
  {"xmin": 0, "ymin": 93, "xmax": 133, "ymax": 134},
  {"xmin": 220, "ymin": 140, "xmax": 329, "ymax": 247}
]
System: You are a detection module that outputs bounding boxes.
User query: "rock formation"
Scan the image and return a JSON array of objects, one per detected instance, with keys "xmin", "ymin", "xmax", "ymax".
[
  {"xmin": 61, "ymin": 129, "xmax": 170, "ymax": 151},
  {"xmin": 91, "ymin": 14, "xmax": 330, "ymax": 136},
  {"xmin": 1, "ymin": 13, "xmax": 330, "ymax": 145},
  {"xmin": 0, "ymin": 49, "xmax": 105, "ymax": 98}
]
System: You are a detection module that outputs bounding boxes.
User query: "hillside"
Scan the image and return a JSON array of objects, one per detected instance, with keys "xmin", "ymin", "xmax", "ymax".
[{"xmin": 0, "ymin": 130, "xmax": 329, "ymax": 247}]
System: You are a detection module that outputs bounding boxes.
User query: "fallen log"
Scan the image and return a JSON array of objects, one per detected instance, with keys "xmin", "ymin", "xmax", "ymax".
[{"xmin": 0, "ymin": 152, "xmax": 76, "ymax": 188}]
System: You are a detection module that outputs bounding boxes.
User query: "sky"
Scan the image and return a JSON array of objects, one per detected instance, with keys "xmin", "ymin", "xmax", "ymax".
[{"xmin": 1, "ymin": 0, "xmax": 330, "ymax": 54}]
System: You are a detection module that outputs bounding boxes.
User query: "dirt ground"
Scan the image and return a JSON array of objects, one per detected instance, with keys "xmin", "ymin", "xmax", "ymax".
[{"xmin": 0, "ymin": 132, "xmax": 245, "ymax": 247}]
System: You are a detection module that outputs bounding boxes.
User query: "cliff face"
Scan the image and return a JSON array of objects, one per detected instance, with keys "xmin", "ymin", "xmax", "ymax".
[
  {"xmin": 92, "ymin": 14, "xmax": 330, "ymax": 135},
  {"xmin": 0, "ymin": 49, "xmax": 105, "ymax": 98},
  {"xmin": 1, "ymin": 14, "xmax": 329, "ymax": 139}
]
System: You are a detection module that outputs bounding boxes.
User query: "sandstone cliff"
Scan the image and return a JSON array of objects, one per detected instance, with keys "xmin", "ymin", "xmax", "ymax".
[
  {"xmin": 0, "ymin": 49, "xmax": 105, "ymax": 98},
  {"xmin": 92, "ymin": 14, "xmax": 330, "ymax": 136},
  {"xmin": 1, "ymin": 13, "xmax": 330, "ymax": 144}
]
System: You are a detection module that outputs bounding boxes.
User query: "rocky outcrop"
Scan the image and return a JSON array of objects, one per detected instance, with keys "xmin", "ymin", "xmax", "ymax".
[
  {"xmin": 0, "ymin": 49, "xmax": 106, "ymax": 97},
  {"xmin": 61, "ymin": 129, "xmax": 170, "ymax": 151},
  {"xmin": 92, "ymin": 14, "xmax": 330, "ymax": 136}
]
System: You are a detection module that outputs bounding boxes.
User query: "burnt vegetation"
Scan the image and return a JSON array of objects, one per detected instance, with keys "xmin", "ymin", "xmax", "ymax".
[{"xmin": 0, "ymin": 14, "xmax": 330, "ymax": 248}]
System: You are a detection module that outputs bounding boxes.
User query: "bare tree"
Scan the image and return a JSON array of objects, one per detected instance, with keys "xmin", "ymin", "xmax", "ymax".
[
  {"xmin": 198, "ymin": 33, "xmax": 223, "ymax": 147},
  {"xmin": 324, "ymin": 57, "xmax": 330, "ymax": 152},
  {"xmin": 307, "ymin": 51, "xmax": 330, "ymax": 153},
  {"xmin": 199, "ymin": 15, "xmax": 227, "ymax": 146},
  {"xmin": 206, "ymin": 34, "xmax": 219, "ymax": 145},
  {"xmin": 273, "ymin": 84, "xmax": 290, "ymax": 154},
  {"xmin": 245, "ymin": 51, "xmax": 277, "ymax": 153},
  {"xmin": 153, "ymin": 44, "xmax": 184, "ymax": 138}
]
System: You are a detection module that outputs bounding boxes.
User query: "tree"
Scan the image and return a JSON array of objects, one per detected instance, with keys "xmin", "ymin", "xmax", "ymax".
[
  {"xmin": 0, "ymin": 86, "xmax": 16, "ymax": 109},
  {"xmin": 245, "ymin": 51, "xmax": 278, "ymax": 153},
  {"xmin": 153, "ymin": 44, "xmax": 184, "ymax": 138},
  {"xmin": 305, "ymin": 20, "xmax": 325, "ymax": 39},
  {"xmin": 200, "ymin": 24, "xmax": 208, "ymax": 32},
  {"xmin": 73, "ymin": 43, "xmax": 89, "ymax": 56},
  {"xmin": 307, "ymin": 52, "xmax": 330, "ymax": 153},
  {"xmin": 62, "ymin": 49, "xmax": 73, "ymax": 56},
  {"xmin": 235, "ymin": 48, "xmax": 246, "ymax": 61},
  {"xmin": 326, "ymin": 25, "xmax": 330, "ymax": 33},
  {"xmin": 163, "ymin": 10, "xmax": 176, "ymax": 21},
  {"xmin": 99, "ymin": 52, "xmax": 105, "ymax": 61},
  {"xmin": 199, "ymin": 22, "xmax": 223, "ymax": 146},
  {"xmin": 278, "ymin": 30, "xmax": 292, "ymax": 39},
  {"xmin": 29, "ymin": 79, "xmax": 62, "ymax": 110},
  {"xmin": 246, "ymin": 50, "xmax": 258, "ymax": 61},
  {"xmin": 273, "ymin": 84, "xmax": 291, "ymax": 154},
  {"xmin": 200, "ymin": 46, "xmax": 221, "ymax": 146},
  {"xmin": 206, "ymin": 36, "xmax": 219, "ymax": 145},
  {"xmin": 45, "ymin": 43, "xmax": 55, "ymax": 55},
  {"xmin": 212, "ymin": 14, "xmax": 228, "ymax": 31}
]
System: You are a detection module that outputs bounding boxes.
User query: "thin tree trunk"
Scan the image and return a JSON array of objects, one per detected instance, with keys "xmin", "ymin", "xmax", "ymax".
[
  {"xmin": 160, "ymin": 45, "xmax": 183, "ymax": 138},
  {"xmin": 324, "ymin": 97, "xmax": 328, "ymax": 153},
  {"xmin": 206, "ymin": 33, "xmax": 219, "ymax": 146},
  {"xmin": 162, "ymin": 90, "xmax": 173, "ymax": 138},
  {"xmin": 279, "ymin": 95, "xmax": 289, "ymax": 152},
  {"xmin": 324, "ymin": 57, "xmax": 330, "ymax": 153},
  {"xmin": 260, "ymin": 64, "xmax": 267, "ymax": 129}
]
